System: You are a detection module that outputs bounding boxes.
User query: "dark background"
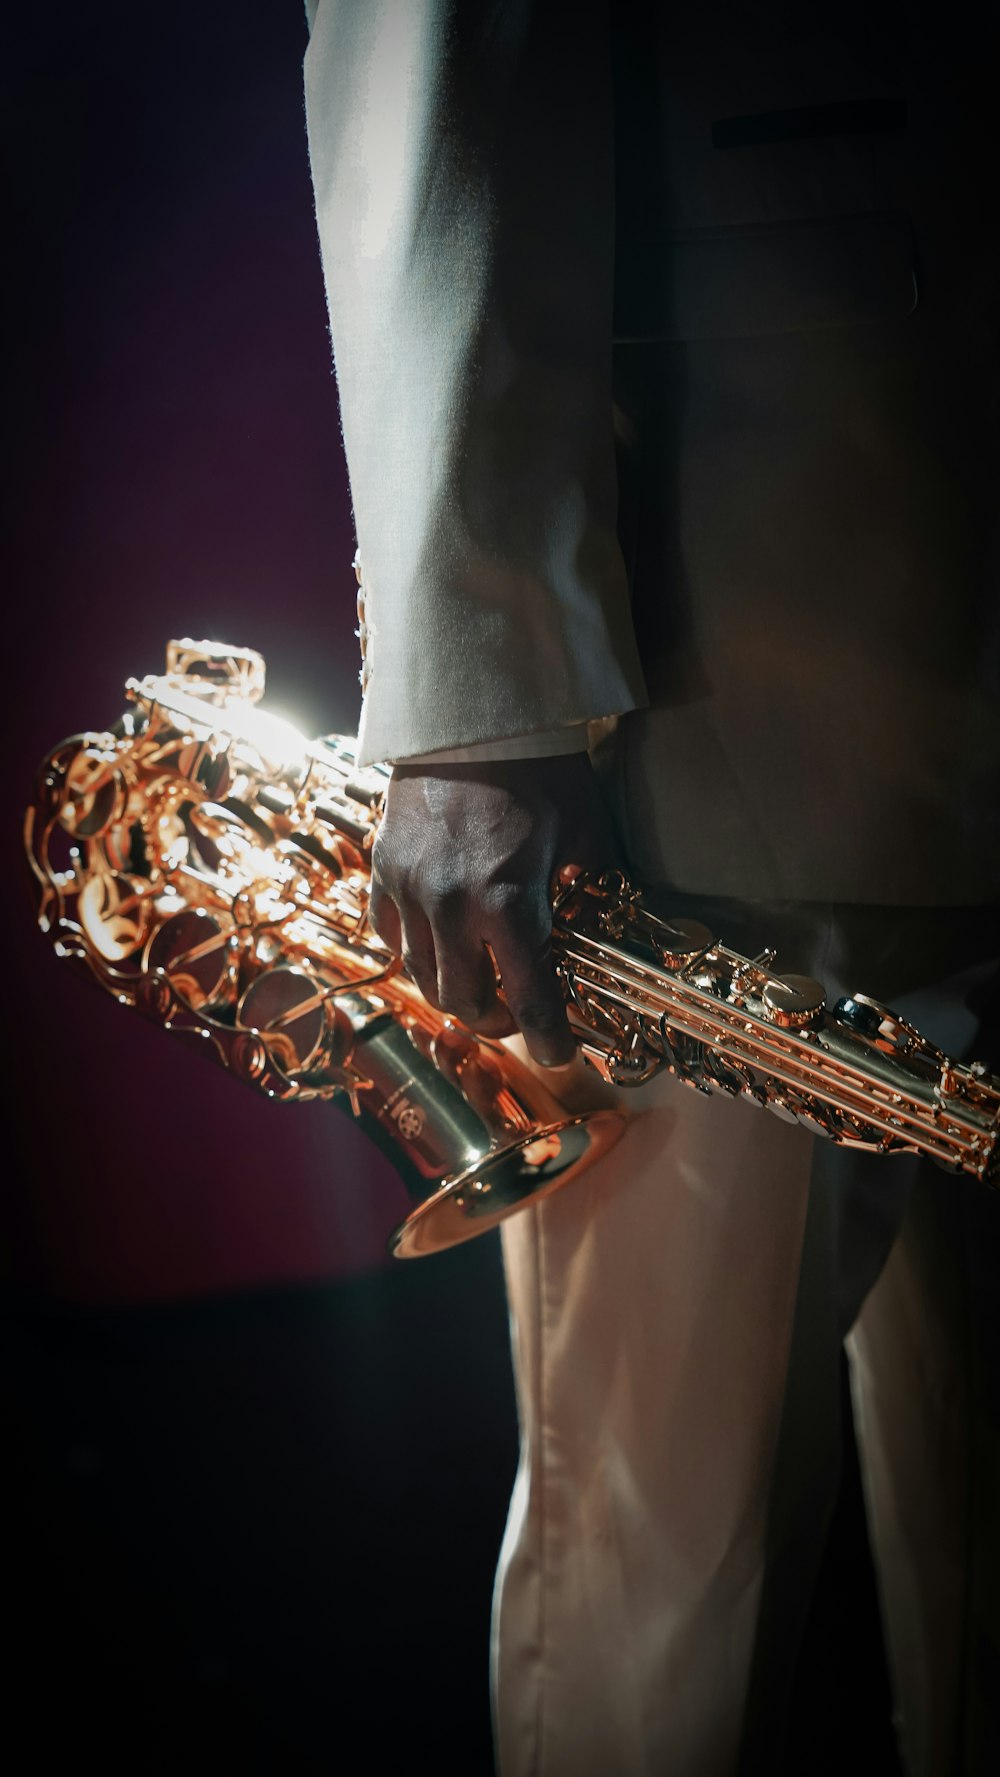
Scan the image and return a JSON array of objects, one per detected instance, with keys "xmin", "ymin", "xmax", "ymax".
[
  {"xmin": 6, "ymin": 5, "xmax": 516, "ymax": 1770},
  {"xmin": 5, "ymin": 6, "xmax": 897, "ymax": 1771}
]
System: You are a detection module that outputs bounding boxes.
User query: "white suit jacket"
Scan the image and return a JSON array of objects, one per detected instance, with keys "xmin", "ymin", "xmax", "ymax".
[
  {"xmin": 304, "ymin": 0, "xmax": 646, "ymax": 769},
  {"xmin": 305, "ymin": 0, "xmax": 1000, "ymax": 904}
]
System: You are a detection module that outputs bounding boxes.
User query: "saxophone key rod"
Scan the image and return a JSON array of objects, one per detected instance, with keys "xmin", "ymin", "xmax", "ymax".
[{"xmin": 24, "ymin": 641, "xmax": 1000, "ymax": 1265}]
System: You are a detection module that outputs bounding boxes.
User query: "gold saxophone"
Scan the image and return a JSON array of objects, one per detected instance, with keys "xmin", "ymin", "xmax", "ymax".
[{"xmin": 24, "ymin": 640, "xmax": 1000, "ymax": 1257}]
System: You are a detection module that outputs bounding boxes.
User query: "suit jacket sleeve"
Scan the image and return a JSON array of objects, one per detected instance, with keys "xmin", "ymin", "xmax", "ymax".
[{"xmin": 304, "ymin": 0, "xmax": 647, "ymax": 766}]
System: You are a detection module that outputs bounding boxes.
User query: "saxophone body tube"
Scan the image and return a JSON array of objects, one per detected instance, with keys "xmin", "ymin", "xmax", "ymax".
[{"xmin": 24, "ymin": 642, "xmax": 999, "ymax": 1259}]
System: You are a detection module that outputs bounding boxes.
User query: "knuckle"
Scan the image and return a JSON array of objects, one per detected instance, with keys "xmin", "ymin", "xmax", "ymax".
[
  {"xmin": 442, "ymin": 986, "xmax": 494, "ymax": 1023},
  {"xmin": 437, "ymin": 954, "xmax": 493, "ymax": 1020},
  {"xmin": 481, "ymin": 881, "xmax": 525, "ymax": 924},
  {"xmin": 425, "ymin": 883, "xmax": 465, "ymax": 926},
  {"xmin": 401, "ymin": 949, "xmax": 437, "ymax": 997},
  {"xmin": 370, "ymin": 834, "xmax": 400, "ymax": 894},
  {"xmin": 499, "ymin": 893, "xmax": 551, "ymax": 946}
]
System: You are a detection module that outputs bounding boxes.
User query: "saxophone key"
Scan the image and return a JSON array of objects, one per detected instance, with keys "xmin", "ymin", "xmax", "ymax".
[
  {"xmin": 143, "ymin": 905, "xmax": 240, "ymax": 1014},
  {"xmin": 761, "ymin": 974, "xmax": 826, "ymax": 1030},
  {"xmin": 237, "ymin": 963, "xmax": 355, "ymax": 1082},
  {"xmin": 78, "ymin": 871, "xmax": 159, "ymax": 964}
]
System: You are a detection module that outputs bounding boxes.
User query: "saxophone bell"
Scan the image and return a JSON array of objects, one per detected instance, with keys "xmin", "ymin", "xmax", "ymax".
[
  {"xmin": 24, "ymin": 639, "xmax": 1000, "ymax": 1264},
  {"xmin": 24, "ymin": 642, "xmax": 626, "ymax": 1257}
]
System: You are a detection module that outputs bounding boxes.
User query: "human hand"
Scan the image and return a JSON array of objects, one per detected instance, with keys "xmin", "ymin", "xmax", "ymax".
[{"xmin": 369, "ymin": 753, "xmax": 621, "ymax": 1067}]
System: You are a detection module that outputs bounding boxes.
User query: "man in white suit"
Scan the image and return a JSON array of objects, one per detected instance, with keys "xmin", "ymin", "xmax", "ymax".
[{"xmin": 303, "ymin": 3, "xmax": 1000, "ymax": 1771}]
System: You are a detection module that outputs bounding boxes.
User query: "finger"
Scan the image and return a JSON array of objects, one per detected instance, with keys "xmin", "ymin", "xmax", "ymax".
[
  {"xmin": 397, "ymin": 900, "xmax": 442, "ymax": 1009},
  {"xmin": 368, "ymin": 878, "xmax": 401, "ymax": 953},
  {"xmin": 433, "ymin": 925, "xmax": 509, "ymax": 1033},
  {"xmin": 474, "ymin": 945, "xmax": 518, "ymax": 1037},
  {"xmin": 475, "ymin": 999, "xmax": 519, "ymax": 1039},
  {"xmin": 490, "ymin": 912, "xmax": 575, "ymax": 1068}
]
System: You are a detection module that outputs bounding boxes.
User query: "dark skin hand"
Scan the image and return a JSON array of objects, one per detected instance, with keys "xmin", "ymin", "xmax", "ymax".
[{"xmin": 369, "ymin": 752, "xmax": 621, "ymax": 1067}]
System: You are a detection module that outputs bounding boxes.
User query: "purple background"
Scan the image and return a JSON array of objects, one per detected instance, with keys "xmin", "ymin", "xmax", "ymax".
[
  {"xmin": 7, "ymin": 13, "xmax": 518, "ymax": 1770},
  {"xmin": 7, "ymin": 2, "xmax": 416, "ymax": 1303}
]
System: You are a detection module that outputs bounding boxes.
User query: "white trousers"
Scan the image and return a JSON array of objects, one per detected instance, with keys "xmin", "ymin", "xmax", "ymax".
[
  {"xmin": 490, "ymin": 903, "xmax": 1000, "ymax": 1777},
  {"xmin": 492, "ymin": 1057, "xmax": 813, "ymax": 1777}
]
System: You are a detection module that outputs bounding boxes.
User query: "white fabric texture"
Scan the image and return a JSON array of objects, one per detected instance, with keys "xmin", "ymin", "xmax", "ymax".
[
  {"xmin": 488, "ymin": 900, "xmax": 1000, "ymax": 1777},
  {"xmin": 491, "ymin": 1045, "xmax": 815, "ymax": 1777},
  {"xmin": 395, "ymin": 725, "xmax": 589, "ymax": 767},
  {"xmin": 846, "ymin": 1215, "xmax": 970, "ymax": 1777},
  {"xmin": 304, "ymin": 0, "xmax": 647, "ymax": 767}
]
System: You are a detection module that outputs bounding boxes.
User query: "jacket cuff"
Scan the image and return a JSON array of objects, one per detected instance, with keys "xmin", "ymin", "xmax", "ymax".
[{"xmin": 389, "ymin": 725, "xmax": 590, "ymax": 767}]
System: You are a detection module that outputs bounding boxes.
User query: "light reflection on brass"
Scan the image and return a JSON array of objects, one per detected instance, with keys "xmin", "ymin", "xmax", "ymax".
[
  {"xmin": 25, "ymin": 642, "xmax": 625, "ymax": 1256},
  {"xmin": 23, "ymin": 641, "xmax": 1000, "ymax": 1263}
]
